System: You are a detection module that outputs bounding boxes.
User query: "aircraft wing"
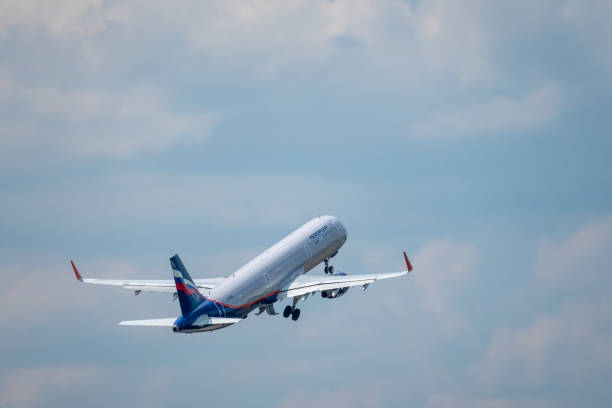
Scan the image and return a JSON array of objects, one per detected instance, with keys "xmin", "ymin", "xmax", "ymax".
[
  {"xmin": 70, "ymin": 261, "xmax": 224, "ymax": 293},
  {"xmin": 280, "ymin": 271, "xmax": 408, "ymax": 298},
  {"xmin": 280, "ymin": 252, "xmax": 413, "ymax": 299}
]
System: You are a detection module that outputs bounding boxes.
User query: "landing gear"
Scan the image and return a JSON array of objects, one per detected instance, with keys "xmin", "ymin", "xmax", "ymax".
[
  {"xmin": 324, "ymin": 259, "xmax": 334, "ymax": 274},
  {"xmin": 283, "ymin": 305, "xmax": 301, "ymax": 321}
]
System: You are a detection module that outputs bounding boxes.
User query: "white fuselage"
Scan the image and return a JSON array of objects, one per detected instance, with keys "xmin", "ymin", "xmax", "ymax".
[{"xmin": 207, "ymin": 215, "xmax": 347, "ymax": 314}]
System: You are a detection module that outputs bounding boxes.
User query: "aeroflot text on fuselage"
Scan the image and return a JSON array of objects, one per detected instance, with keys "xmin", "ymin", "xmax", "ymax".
[{"xmin": 309, "ymin": 225, "xmax": 328, "ymax": 240}]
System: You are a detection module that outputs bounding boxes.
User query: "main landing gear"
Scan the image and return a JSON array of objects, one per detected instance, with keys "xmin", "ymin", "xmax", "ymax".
[
  {"xmin": 283, "ymin": 305, "xmax": 300, "ymax": 321},
  {"xmin": 324, "ymin": 258, "xmax": 334, "ymax": 274}
]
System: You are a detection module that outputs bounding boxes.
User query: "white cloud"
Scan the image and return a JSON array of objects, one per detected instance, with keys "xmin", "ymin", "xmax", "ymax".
[
  {"xmin": 0, "ymin": 364, "xmax": 107, "ymax": 408},
  {"xmin": 475, "ymin": 298, "xmax": 612, "ymax": 390},
  {"xmin": 123, "ymin": 0, "xmax": 402, "ymax": 78},
  {"xmin": 0, "ymin": 363, "xmax": 176, "ymax": 408},
  {"xmin": 2, "ymin": 0, "xmax": 607, "ymax": 166},
  {"xmin": 0, "ymin": 259, "xmax": 146, "ymax": 328},
  {"xmin": 320, "ymin": 239, "xmax": 481, "ymax": 342},
  {"xmin": 0, "ymin": 171, "xmax": 362, "ymax": 237},
  {"xmin": 413, "ymin": 239, "xmax": 481, "ymax": 335},
  {"xmin": 473, "ymin": 215, "xmax": 612, "ymax": 391},
  {"xmin": 0, "ymin": 0, "xmax": 509, "ymax": 83},
  {"xmin": 0, "ymin": 84, "xmax": 216, "ymax": 159},
  {"xmin": 425, "ymin": 394, "xmax": 553, "ymax": 408},
  {"xmin": 411, "ymin": 84, "xmax": 564, "ymax": 139},
  {"xmin": 561, "ymin": 0, "xmax": 612, "ymax": 68},
  {"xmin": 277, "ymin": 387, "xmax": 386, "ymax": 408},
  {"xmin": 2, "ymin": 0, "xmax": 611, "ymax": 88},
  {"xmin": 0, "ymin": 0, "xmax": 127, "ymax": 41},
  {"xmin": 533, "ymin": 215, "xmax": 612, "ymax": 286},
  {"xmin": 156, "ymin": 0, "xmax": 498, "ymax": 83}
]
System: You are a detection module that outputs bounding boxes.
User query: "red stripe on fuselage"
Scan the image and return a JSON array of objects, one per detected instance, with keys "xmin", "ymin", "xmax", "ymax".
[{"xmin": 206, "ymin": 290, "xmax": 280, "ymax": 309}]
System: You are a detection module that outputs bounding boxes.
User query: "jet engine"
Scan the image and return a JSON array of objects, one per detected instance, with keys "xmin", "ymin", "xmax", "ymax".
[{"xmin": 321, "ymin": 271, "xmax": 349, "ymax": 299}]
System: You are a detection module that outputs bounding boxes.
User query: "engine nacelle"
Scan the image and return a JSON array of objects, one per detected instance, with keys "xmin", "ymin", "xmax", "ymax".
[{"xmin": 321, "ymin": 271, "xmax": 349, "ymax": 299}]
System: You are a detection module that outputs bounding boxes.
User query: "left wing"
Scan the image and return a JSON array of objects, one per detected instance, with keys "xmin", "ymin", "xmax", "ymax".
[
  {"xmin": 279, "ymin": 251, "xmax": 413, "ymax": 299},
  {"xmin": 70, "ymin": 261, "xmax": 224, "ymax": 293}
]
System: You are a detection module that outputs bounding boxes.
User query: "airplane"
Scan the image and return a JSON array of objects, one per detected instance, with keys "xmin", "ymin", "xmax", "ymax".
[{"xmin": 71, "ymin": 215, "xmax": 413, "ymax": 333}]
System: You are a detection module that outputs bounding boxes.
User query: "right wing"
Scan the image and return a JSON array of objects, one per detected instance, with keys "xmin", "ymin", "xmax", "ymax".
[
  {"xmin": 280, "ymin": 271, "xmax": 408, "ymax": 298},
  {"xmin": 70, "ymin": 261, "xmax": 224, "ymax": 294},
  {"xmin": 279, "ymin": 251, "xmax": 413, "ymax": 299}
]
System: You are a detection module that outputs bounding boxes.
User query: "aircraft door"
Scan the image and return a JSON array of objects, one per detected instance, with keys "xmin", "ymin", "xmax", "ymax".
[
  {"xmin": 262, "ymin": 271, "xmax": 271, "ymax": 291},
  {"xmin": 303, "ymin": 243, "xmax": 312, "ymax": 261}
]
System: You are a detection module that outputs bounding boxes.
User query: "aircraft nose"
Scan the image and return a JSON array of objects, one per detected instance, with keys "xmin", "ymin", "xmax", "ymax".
[{"xmin": 336, "ymin": 219, "xmax": 347, "ymax": 241}]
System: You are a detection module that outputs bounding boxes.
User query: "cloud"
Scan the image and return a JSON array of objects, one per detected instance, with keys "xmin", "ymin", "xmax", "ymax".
[
  {"xmin": 0, "ymin": 0, "xmax": 126, "ymax": 41},
  {"xmin": 294, "ymin": 239, "xmax": 481, "ymax": 343},
  {"xmin": 411, "ymin": 84, "xmax": 564, "ymax": 139},
  {"xmin": 476, "ymin": 298, "xmax": 612, "ymax": 390},
  {"xmin": 412, "ymin": 239, "xmax": 481, "ymax": 335},
  {"xmin": 277, "ymin": 387, "xmax": 386, "ymax": 408},
  {"xmin": 2, "ymin": 0, "xmax": 609, "ymax": 168},
  {"xmin": 0, "ymin": 259, "xmax": 147, "ymax": 328},
  {"xmin": 0, "ymin": 363, "xmax": 175, "ymax": 408},
  {"xmin": 2, "ymin": 0, "xmax": 611, "ymax": 88},
  {"xmin": 533, "ymin": 215, "xmax": 612, "ymax": 286},
  {"xmin": 560, "ymin": 0, "xmax": 612, "ymax": 69},
  {"xmin": 473, "ymin": 215, "xmax": 612, "ymax": 392},
  {"xmin": 0, "ymin": 84, "xmax": 216, "ymax": 160},
  {"xmin": 0, "ymin": 364, "xmax": 107, "ymax": 408},
  {"xmin": 1, "ymin": 172, "xmax": 358, "ymax": 233},
  {"xmin": 0, "ymin": 0, "xmax": 529, "ymax": 83},
  {"xmin": 425, "ymin": 394, "xmax": 553, "ymax": 408}
]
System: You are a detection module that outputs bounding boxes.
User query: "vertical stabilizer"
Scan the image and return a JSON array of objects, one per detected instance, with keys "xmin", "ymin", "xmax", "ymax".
[{"xmin": 170, "ymin": 254, "xmax": 205, "ymax": 315}]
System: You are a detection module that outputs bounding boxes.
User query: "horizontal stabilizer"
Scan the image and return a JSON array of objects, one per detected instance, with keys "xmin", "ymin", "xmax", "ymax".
[
  {"xmin": 118, "ymin": 317, "xmax": 242, "ymax": 327},
  {"xmin": 193, "ymin": 316, "xmax": 242, "ymax": 325},
  {"xmin": 119, "ymin": 318, "xmax": 176, "ymax": 326}
]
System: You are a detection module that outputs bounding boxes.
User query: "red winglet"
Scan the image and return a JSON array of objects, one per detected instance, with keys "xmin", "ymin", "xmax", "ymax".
[
  {"xmin": 71, "ymin": 260, "xmax": 82, "ymax": 281},
  {"xmin": 403, "ymin": 251, "xmax": 413, "ymax": 272}
]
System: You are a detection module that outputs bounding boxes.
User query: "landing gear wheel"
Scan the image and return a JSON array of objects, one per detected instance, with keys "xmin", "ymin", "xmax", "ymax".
[
  {"xmin": 291, "ymin": 308, "xmax": 301, "ymax": 321},
  {"xmin": 329, "ymin": 266, "xmax": 334, "ymax": 274},
  {"xmin": 283, "ymin": 305, "xmax": 292, "ymax": 318},
  {"xmin": 324, "ymin": 266, "xmax": 330, "ymax": 274}
]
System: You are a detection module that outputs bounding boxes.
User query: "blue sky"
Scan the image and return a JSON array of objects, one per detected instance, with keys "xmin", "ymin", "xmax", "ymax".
[{"xmin": 1, "ymin": 1, "xmax": 612, "ymax": 407}]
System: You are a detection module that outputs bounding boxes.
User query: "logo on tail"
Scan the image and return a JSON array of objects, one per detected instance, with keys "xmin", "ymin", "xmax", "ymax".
[{"xmin": 170, "ymin": 254, "xmax": 205, "ymax": 315}]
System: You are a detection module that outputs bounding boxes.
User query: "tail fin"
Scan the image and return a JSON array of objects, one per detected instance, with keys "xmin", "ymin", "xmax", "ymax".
[{"xmin": 170, "ymin": 254, "xmax": 205, "ymax": 315}]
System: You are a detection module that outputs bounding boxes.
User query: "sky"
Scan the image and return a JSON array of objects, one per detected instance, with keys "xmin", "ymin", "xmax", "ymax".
[{"xmin": 1, "ymin": 0, "xmax": 612, "ymax": 407}]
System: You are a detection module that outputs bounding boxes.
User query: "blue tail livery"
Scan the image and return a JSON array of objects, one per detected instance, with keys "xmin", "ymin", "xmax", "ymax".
[{"xmin": 170, "ymin": 254, "xmax": 205, "ymax": 315}]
